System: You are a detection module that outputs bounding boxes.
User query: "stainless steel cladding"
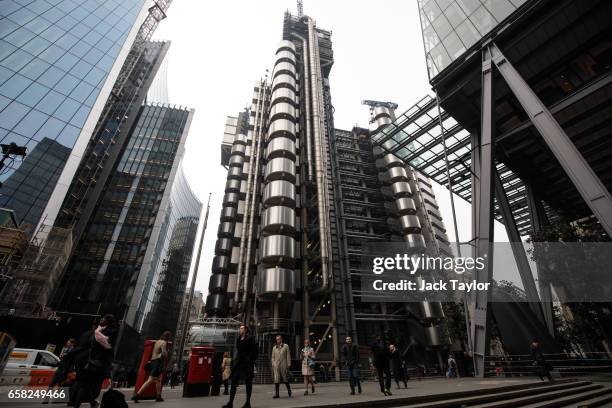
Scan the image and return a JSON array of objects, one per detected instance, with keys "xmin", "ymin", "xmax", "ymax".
[
  {"xmin": 220, "ymin": 206, "xmax": 237, "ymax": 221},
  {"xmin": 373, "ymin": 106, "xmax": 392, "ymax": 120},
  {"xmin": 265, "ymin": 157, "xmax": 296, "ymax": 183},
  {"xmin": 405, "ymin": 233, "xmax": 427, "ymax": 249},
  {"xmin": 263, "ymin": 180, "xmax": 296, "ymax": 208},
  {"xmin": 211, "ymin": 255, "xmax": 230, "ymax": 273},
  {"xmin": 215, "ymin": 238, "xmax": 232, "ymax": 255},
  {"xmin": 391, "ymin": 181, "xmax": 412, "ymax": 198},
  {"xmin": 424, "ymin": 325, "xmax": 449, "ymax": 346},
  {"xmin": 388, "ymin": 166, "xmax": 408, "ymax": 182},
  {"xmin": 399, "ymin": 214, "xmax": 422, "ymax": 233},
  {"xmin": 268, "ymin": 118, "xmax": 296, "ymax": 141},
  {"xmin": 270, "ymin": 87, "xmax": 296, "ymax": 106},
  {"xmin": 275, "ymin": 50, "xmax": 296, "ymax": 65},
  {"xmin": 382, "ymin": 153, "xmax": 403, "ymax": 169},
  {"xmin": 372, "ymin": 146, "xmax": 385, "ymax": 158},
  {"xmin": 205, "ymin": 294, "xmax": 228, "ymax": 314},
  {"xmin": 266, "ymin": 137, "xmax": 296, "ymax": 160},
  {"xmin": 260, "ymin": 235, "xmax": 296, "ymax": 266},
  {"xmin": 223, "ymin": 192, "xmax": 240, "ymax": 207},
  {"xmin": 225, "ymin": 179, "xmax": 241, "ymax": 193},
  {"xmin": 256, "ymin": 267, "xmax": 297, "ymax": 300},
  {"xmin": 231, "ymin": 143, "xmax": 246, "ymax": 156},
  {"xmin": 227, "ymin": 166, "xmax": 242, "ymax": 179},
  {"xmin": 272, "ymin": 74, "xmax": 296, "ymax": 92},
  {"xmin": 269, "ymin": 102, "xmax": 296, "ymax": 121},
  {"xmin": 418, "ymin": 301, "xmax": 445, "ymax": 321},
  {"xmin": 261, "ymin": 205, "xmax": 296, "ymax": 235},
  {"xmin": 276, "ymin": 39, "xmax": 296, "ymax": 53},
  {"xmin": 273, "ymin": 61, "xmax": 296, "ymax": 77},
  {"xmin": 228, "ymin": 154, "xmax": 244, "ymax": 167},
  {"xmin": 209, "ymin": 273, "xmax": 229, "ymax": 294},
  {"xmin": 233, "ymin": 133, "xmax": 247, "ymax": 145},
  {"xmin": 395, "ymin": 197, "xmax": 417, "ymax": 215},
  {"xmin": 218, "ymin": 222, "xmax": 235, "ymax": 238}
]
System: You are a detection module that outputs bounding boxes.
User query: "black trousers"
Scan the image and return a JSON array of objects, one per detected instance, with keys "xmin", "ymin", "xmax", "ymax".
[
  {"xmin": 375, "ymin": 365, "xmax": 391, "ymax": 392},
  {"xmin": 274, "ymin": 382, "xmax": 291, "ymax": 395},
  {"xmin": 228, "ymin": 377, "xmax": 252, "ymax": 404}
]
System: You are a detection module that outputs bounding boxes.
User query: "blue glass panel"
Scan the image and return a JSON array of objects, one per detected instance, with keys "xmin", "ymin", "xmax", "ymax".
[
  {"xmin": 13, "ymin": 108, "xmax": 49, "ymax": 136},
  {"xmin": 37, "ymin": 65, "xmax": 64, "ymax": 88},
  {"xmin": 0, "ymin": 73, "xmax": 32, "ymax": 98},
  {"xmin": 16, "ymin": 81, "xmax": 49, "ymax": 107},
  {"xmin": 36, "ymin": 116, "xmax": 66, "ymax": 141},
  {"xmin": 0, "ymin": 101, "xmax": 30, "ymax": 129},
  {"xmin": 53, "ymin": 97, "xmax": 80, "ymax": 122},
  {"xmin": 36, "ymin": 89, "xmax": 65, "ymax": 114},
  {"xmin": 54, "ymin": 73, "xmax": 79, "ymax": 95},
  {"xmin": 20, "ymin": 57, "xmax": 50, "ymax": 80},
  {"xmin": 21, "ymin": 37, "xmax": 52, "ymax": 57}
]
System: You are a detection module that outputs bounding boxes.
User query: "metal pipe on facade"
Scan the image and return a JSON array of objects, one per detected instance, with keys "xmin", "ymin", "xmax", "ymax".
[
  {"xmin": 291, "ymin": 33, "xmax": 314, "ymax": 183},
  {"xmin": 307, "ymin": 17, "xmax": 329, "ymax": 288},
  {"xmin": 234, "ymin": 83, "xmax": 265, "ymax": 307},
  {"xmin": 242, "ymin": 81, "xmax": 268, "ymax": 314}
]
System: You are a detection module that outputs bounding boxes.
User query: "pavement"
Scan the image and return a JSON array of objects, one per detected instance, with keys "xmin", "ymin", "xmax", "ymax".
[{"xmin": 1, "ymin": 377, "xmax": 551, "ymax": 408}]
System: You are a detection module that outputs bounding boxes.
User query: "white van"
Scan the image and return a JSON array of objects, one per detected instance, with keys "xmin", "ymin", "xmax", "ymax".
[{"xmin": 0, "ymin": 348, "xmax": 60, "ymax": 387}]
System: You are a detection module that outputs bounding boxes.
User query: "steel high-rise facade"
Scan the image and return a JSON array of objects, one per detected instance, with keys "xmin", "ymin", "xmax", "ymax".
[{"xmin": 204, "ymin": 11, "xmax": 455, "ymax": 378}]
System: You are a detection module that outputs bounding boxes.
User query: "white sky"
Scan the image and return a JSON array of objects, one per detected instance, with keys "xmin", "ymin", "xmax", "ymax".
[{"xmin": 152, "ymin": 0, "xmax": 511, "ymax": 293}]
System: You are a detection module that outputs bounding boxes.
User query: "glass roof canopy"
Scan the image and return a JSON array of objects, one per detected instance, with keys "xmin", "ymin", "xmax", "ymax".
[{"xmin": 371, "ymin": 94, "xmax": 532, "ymax": 235}]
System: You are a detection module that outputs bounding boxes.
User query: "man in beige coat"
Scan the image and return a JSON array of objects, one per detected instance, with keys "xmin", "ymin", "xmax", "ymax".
[{"xmin": 271, "ymin": 335, "xmax": 292, "ymax": 398}]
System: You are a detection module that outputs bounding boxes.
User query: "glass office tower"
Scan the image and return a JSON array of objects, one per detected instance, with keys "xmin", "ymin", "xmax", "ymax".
[
  {"xmin": 51, "ymin": 104, "xmax": 200, "ymax": 331},
  {"xmin": 0, "ymin": 0, "xmax": 150, "ymax": 231}
]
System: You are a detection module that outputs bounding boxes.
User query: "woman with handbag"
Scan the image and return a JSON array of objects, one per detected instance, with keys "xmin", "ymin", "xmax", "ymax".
[
  {"xmin": 133, "ymin": 330, "xmax": 172, "ymax": 403},
  {"xmin": 221, "ymin": 352, "xmax": 232, "ymax": 395},
  {"xmin": 300, "ymin": 339, "xmax": 316, "ymax": 395},
  {"xmin": 73, "ymin": 314, "xmax": 118, "ymax": 408}
]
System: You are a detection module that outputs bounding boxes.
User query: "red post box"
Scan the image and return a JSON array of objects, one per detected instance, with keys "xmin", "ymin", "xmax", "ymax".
[
  {"xmin": 182, "ymin": 346, "xmax": 215, "ymax": 397},
  {"xmin": 134, "ymin": 340, "xmax": 168, "ymax": 399}
]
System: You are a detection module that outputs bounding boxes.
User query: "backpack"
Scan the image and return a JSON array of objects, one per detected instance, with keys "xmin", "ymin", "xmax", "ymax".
[{"xmin": 100, "ymin": 388, "xmax": 128, "ymax": 408}]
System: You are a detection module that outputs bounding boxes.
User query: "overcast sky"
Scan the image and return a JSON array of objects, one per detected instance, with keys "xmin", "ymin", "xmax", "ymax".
[{"xmin": 152, "ymin": 0, "xmax": 511, "ymax": 294}]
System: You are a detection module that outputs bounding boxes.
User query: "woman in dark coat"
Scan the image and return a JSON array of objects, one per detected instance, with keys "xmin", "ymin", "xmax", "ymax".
[
  {"xmin": 222, "ymin": 325, "xmax": 258, "ymax": 408},
  {"xmin": 73, "ymin": 314, "xmax": 118, "ymax": 408},
  {"xmin": 389, "ymin": 344, "xmax": 407, "ymax": 389},
  {"xmin": 530, "ymin": 339, "xmax": 552, "ymax": 381}
]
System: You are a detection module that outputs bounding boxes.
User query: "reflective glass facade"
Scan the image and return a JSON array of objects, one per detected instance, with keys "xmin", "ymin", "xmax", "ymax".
[
  {"xmin": 138, "ymin": 168, "xmax": 201, "ymax": 337},
  {"xmin": 51, "ymin": 104, "xmax": 197, "ymax": 327},
  {"xmin": 0, "ymin": 0, "xmax": 146, "ymax": 229},
  {"xmin": 417, "ymin": 0, "xmax": 527, "ymax": 78}
]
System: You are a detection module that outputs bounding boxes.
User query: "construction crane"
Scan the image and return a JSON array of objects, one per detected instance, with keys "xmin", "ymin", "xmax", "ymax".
[
  {"xmin": 361, "ymin": 100, "xmax": 399, "ymax": 110},
  {"xmin": 297, "ymin": 0, "xmax": 303, "ymax": 17}
]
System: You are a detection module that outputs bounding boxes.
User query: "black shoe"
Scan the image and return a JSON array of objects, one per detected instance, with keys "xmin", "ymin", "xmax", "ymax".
[
  {"xmin": 288, "ymin": 388, "xmax": 292, "ymax": 397},
  {"xmin": 222, "ymin": 403, "xmax": 233, "ymax": 408},
  {"xmin": 131, "ymin": 395, "xmax": 139, "ymax": 403},
  {"xmin": 311, "ymin": 384, "xmax": 315, "ymax": 393},
  {"xmin": 304, "ymin": 390, "xmax": 308, "ymax": 396},
  {"xmin": 155, "ymin": 396, "xmax": 164, "ymax": 402},
  {"xmin": 273, "ymin": 395, "xmax": 279, "ymax": 399},
  {"xmin": 350, "ymin": 390, "xmax": 355, "ymax": 395},
  {"xmin": 241, "ymin": 403, "xmax": 251, "ymax": 408},
  {"xmin": 358, "ymin": 384, "xmax": 362, "ymax": 394},
  {"xmin": 386, "ymin": 389, "xmax": 392, "ymax": 396}
]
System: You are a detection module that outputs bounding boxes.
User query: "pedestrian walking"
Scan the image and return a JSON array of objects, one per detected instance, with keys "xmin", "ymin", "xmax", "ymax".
[
  {"xmin": 43, "ymin": 338, "xmax": 76, "ymax": 404},
  {"xmin": 221, "ymin": 352, "xmax": 232, "ymax": 395},
  {"xmin": 170, "ymin": 363, "xmax": 180, "ymax": 389},
  {"xmin": 389, "ymin": 344, "xmax": 407, "ymax": 389},
  {"xmin": 271, "ymin": 335, "xmax": 292, "ymax": 399},
  {"xmin": 73, "ymin": 314, "xmax": 118, "ymax": 408},
  {"xmin": 133, "ymin": 330, "xmax": 172, "ymax": 403},
  {"xmin": 530, "ymin": 339, "xmax": 553, "ymax": 381},
  {"xmin": 447, "ymin": 354, "xmax": 458, "ymax": 378},
  {"xmin": 300, "ymin": 339, "xmax": 316, "ymax": 395},
  {"xmin": 341, "ymin": 336, "xmax": 361, "ymax": 395},
  {"xmin": 371, "ymin": 335, "xmax": 392, "ymax": 396},
  {"xmin": 222, "ymin": 325, "xmax": 258, "ymax": 408}
]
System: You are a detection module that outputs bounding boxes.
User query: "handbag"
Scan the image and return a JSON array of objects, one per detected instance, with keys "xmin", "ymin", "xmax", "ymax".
[{"xmin": 308, "ymin": 357, "xmax": 316, "ymax": 369}]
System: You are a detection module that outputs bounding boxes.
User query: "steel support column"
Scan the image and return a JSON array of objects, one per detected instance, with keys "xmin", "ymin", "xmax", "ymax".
[
  {"xmin": 526, "ymin": 184, "xmax": 555, "ymax": 336},
  {"xmin": 494, "ymin": 171, "xmax": 544, "ymax": 324},
  {"xmin": 489, "ymin": 42, "xmax": 612, "ymax": 237},
  {"xmin": 471, "ymin": 45, "xmax": 495, "ymax": 377}
]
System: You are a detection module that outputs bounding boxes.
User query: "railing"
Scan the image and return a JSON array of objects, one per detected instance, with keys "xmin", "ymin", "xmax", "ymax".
[{"xmin": 484, "ymin": 352, "xmax": 612, "ymax": 377}]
